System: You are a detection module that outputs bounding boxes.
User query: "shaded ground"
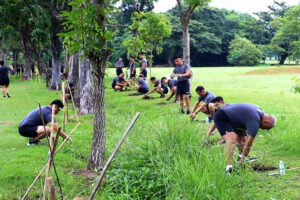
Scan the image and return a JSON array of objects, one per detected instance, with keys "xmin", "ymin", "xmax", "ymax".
[{"xmin": 245, "ymin": 66, "xmax": 300, "ymax": 75}]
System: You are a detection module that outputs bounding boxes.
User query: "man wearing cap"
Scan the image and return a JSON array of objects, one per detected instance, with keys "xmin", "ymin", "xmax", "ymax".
[
  {"xmin": 213, "ymin": 103, "xmax": 276, "ymax": 175},
  {"xmin": 18, "ymin": 100, "xmax": 70, "ymax": 146}
]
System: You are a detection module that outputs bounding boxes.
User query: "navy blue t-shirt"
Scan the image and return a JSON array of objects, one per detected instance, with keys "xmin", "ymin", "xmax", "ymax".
[
  {"xmin": 154, "ymin": 80, "xmax": 167, "ymax": 90},
  {"xmin": 140, "ymin": 58, "xmax": 147, "ymax": 70},
  {"xmin": 116, "ymin": 61, "xmax": 124, "ymax": 68},
  {"xmin": 168, "ymin": 79, "xmax": 177, "ymax": 89},
  {"xmin": 0, "ymin": 66, "xmax": 10, "ymax": 77},
  {"xmin": 112, "ymin": 76, "xmax": 124, "ymax": 88},
  {"xmin": 130, "ymin": 61, "xmax": 136, "ymax": 73},
  {"xmin": 19, "ymin": 106, "xmax": 54, "ymax": 127},
  {"xmin": 139, "ymin": 79, "xmax": 149, "ymax": 90},
  {"xmin": 220, "ymin": 103, "xmax": 264, "ymax": 137},
  {"xmin": 173, "ymin": 64, "xmax": 190, "ymax": 82},
  {"xmin": 198, "ymin": 91, "xmax": 215, "ymax": 104}
]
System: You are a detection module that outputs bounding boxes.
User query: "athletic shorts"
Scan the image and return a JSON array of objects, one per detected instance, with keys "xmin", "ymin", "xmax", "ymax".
[
  {"xmin": 214, "ymin": 110, "xmax": 247, "ymax": 137},
  {"xmin": 139, "ymin": 87, "xmax": 149, "ymax": 94},
  {"xmin": 130, "ymin": 72, "xmax": 136, "ymax": 78},
  {"xmin": 176, "ymin": 80, "xmax": 190, "ymax": 95},
  {"xmin": 116, "ymin": 68, "xmax": 123, "ymax": 76},
  {"xmin": 0, "ymin": 76, "xmax": 9, "ymax": 86},
  {"xmin": 140, "ymin": 69, "xmax": 147, "ymax": 78},
  {"xmin": 163, "ymin": 87, "xmax": 168, "ymax": 94},
  {"xmin": 19, "ymin": 126, "xmax": 38, "ymax": 138}
]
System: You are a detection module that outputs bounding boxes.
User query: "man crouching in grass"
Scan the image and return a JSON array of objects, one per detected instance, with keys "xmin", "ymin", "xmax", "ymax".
[
  {"xmin": 213, "ymin": 103, "xmax": 276, "ymax": 175},
  {"xmin": 144, "ymin": 77, "xmax": 169, "ymax": 98},
  {"xmin": 112, "ymin": 73, "xmax": 130, "ymax": 91},
  {"xmin": 18, "ymin": 100, "xmax": 71, "ymax": 146}
]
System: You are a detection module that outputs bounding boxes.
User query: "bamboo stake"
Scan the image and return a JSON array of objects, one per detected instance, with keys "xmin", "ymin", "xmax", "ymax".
[
  {"xmin": 88, "ymin": 112, "xmax": 140, "ymax": 200},
  {"xmin": 21, "ymin": 122, "xmax": 80, "ymax": 200},
  {"xmin": 62, "ymin": 82, "xmax": 66, "ymax": 131}
]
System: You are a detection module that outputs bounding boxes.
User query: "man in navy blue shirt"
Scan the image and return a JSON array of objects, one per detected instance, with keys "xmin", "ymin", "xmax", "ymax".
[
  {"xmin": 161, "ymin": 77, "xmax": 178, "ymax": 102},
  {"xmin": 115, "ymin": 58, "xmax": 124, "ymax": 76},
  {"xmin": 190, "ymin": 86, "xmax": 216, "ymax": 121},
  {"xmin": 112, "ymin": 73, "xmax": 130, "ymax": 91},
  {"xmin": 129, "ymin": 56, "xmax": 137, "ymax": 85},
  {"xmin": 0, "ymin": 60, "xmax": 13, "ymax": 98},
  {"xmin": 18, "ymin": 100, "xmax": 70, "ymax": 146},
  {"xmin": 171, "ymin": 55, "xmax": 191, "ymax": 114},
  {"xmin": 144, "ymin": 77, "xmax": 168, "ymax": 98},
  {"xmin": 213, "ymin": 103, "xmax": 276, "ymax": 175},
  {"xmin": 135, "ymin": 74, "xmax": 149, "ymax": 94},
  {"xmin": 139, "ymin": 53, "xmax": 148, "ymax": 79}
]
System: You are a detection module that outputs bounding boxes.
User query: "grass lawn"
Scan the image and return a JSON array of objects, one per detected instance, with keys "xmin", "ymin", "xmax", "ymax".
[{"xmin": 0, "ymin": 65, "xmax": 300, "ymax": 200}]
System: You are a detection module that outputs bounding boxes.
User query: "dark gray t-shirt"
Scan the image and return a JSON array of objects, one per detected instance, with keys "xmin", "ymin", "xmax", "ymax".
[
  {"xmin": 130, "ymin": 61, "xmax": 136, "ymax": 73},
  {"xmin": 221, "ymin": 103, "xmax": 264, "ymax": 137},
  {"xmin": 154, "ymin": 80, "xmax": 167, "ymax": 90},
  {"xmin": 173, "ymin": 64, "xmax": 190, "ymax": 82},
  {"xmin": 139, "ymin": 79, "xmax": 149, "ymax": 90},
  {"xmin": 0, "ymin": 66, "xmax": 10, "ymax": 77},
  {"xmin": 140, "ymin": 58, "xmax": 147, "ymax": 68},
  {"xmin": 168, "ymin": 79, "xmax": 177, "ymax": 89},
  {"xmin": 116, "ymin": 61, "xmax": 124, "ymax": 68},
  {"xmin": 198, "ymin": 91, "xmax": 215, "ymax": 104},
  {"xmin": 19, "ymin": 106, "xmax": 54, "ymax": 127}
]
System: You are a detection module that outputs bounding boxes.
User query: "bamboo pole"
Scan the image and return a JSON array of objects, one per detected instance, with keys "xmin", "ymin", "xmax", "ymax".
[
  {"xmin": 21, "ymin": 122, "xmax": 80, "ymax": 200},
  {"xmin": 88, "ymin": 112, "xmax": 140, "ymax": 200}
]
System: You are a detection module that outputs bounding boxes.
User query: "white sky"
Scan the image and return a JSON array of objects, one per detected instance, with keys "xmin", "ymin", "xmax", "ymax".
[{"xmin": 153, "ymin": 0, "xmax": 300, "ymax": 14}]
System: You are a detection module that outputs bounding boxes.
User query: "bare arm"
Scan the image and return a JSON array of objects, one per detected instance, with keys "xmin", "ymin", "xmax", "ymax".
[
  {"xmin": 239, "ymin": 136, "xmax": 255, "ymax": 164},
  {"xmin": 195, "ymin": 102, "xmax": 207, "ymax": 114},
  {"xmin": 178, "ymin": 69, "xmax": 191, "ymax": 78},
  {"xmin": 167, "ymin": 87, "xmax": 176, "ymax": 101},
  {"xmin": 144, "ymin": 88, "xmax": 155, "ymax": 96},
  {"xmin": 53, "ymin": 123, "xmax": 72, "ymax": 141},
  {"xmin": 206, "ymin": 123, "xmax": 216, "ymax": 137}
]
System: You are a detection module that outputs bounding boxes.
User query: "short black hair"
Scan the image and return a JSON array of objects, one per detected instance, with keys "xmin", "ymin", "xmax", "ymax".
[
  {"xmin": 173, "ymin": 54, "xmax": 183, "ymax": 60},
  {"xmin": 196, "ymin": 86, "xmax": 205, "ymax": 92},
  {"xmin": 50, "ymin": 100, "xmax": 64, "ymax": 108},
  {"xmin": 211, "ymin": 96, "xmax": 224, "ymax": 103},
  {"xmin": 139, "ymin": 74, "xmax": 144, "ymax": 78},
  {"xmin": 161, "ymin": 77, "xmax": 167, "ymax": 82},
  {"xmin": 139, "ymin": 52, "xmax": 145, "ymax": 56},
  {"xmin": 130, "ymin": 55, "xmax": 135, "ymax": 59},
  {"xmin": 0, "ymin": 60, "xmax": 4, "ymax": 66},
  {"xmin": 150, "ymin": 77, "xmax": 156, "ymax": 81}
]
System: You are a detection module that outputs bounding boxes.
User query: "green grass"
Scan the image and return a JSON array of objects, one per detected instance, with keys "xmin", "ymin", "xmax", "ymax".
[{"xmin": 1, "ymin": 65, "xmax": 300, "ymax": 199}]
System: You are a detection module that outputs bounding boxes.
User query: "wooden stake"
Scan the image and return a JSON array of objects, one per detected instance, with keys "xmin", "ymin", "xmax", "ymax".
[
  {"xmin": 88, "ymin": 113, "xmax": 140, "ymax": 200},
  {"xmin": 47, "ymin": 177, "xmax": 57, "ymax": 200},
  {"xmin": 21, "ymin": 123, "xmax": 80, "ymax": 200}
]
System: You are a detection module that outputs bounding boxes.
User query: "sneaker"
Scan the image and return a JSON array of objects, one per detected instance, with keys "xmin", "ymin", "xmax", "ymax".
[
  {"xmin": 3, "ymin": 96, "xmax": 6, "ymax": 98},
  {"xmin": 186, "ymin": 110, "xmax": 191, "ymax": 115},
  {"xmin": 173, "ymin": 99, "xmax": 179, "ymax": 103},
  {"xmin": 180, "ymin": 109, "xmax": 185, "ymax": 114},
  {"xmin": 27, "ymin": 139, "xmax": 42, "ymax": 146},
  {"xmin": 225, "ymin": 166, "xmax": 232, "ymax": 176},
  {"xmin": 6, "ymin": 93, "xmax": 10, "ymax": 98},
  {"xmin": 160, "ymin": 94, "xmax": 165, "ymax": 98}
]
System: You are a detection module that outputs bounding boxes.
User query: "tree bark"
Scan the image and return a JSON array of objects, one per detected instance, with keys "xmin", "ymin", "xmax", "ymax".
[
  {"xmin": 79, "ymin": 57, "xmax": 94, "ymax": 114},
  {"xmin": 279, "ymin": 53, "xmax": 288, "ymax": 65},
  {"xmin": 68, "ymin": 54, "xmax": 80, "ymax": 109},
  {"xmin": 33, "ymin": 44, "xmax": 42, "ymax": 75},
  {"xmin": 19, "ymin": 25, "xmax": 34, "ymax": 80},
  {"xmin": 50, "ymin": 7, "xmax": 62, "ymax": 90},
  {"xmin": 182, "ymin": 25, "xmax": 191, "ymax": 66}
]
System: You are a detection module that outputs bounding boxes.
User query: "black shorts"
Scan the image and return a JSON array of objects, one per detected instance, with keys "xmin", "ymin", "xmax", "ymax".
[
  {"xmin": 130, "ymin": 72, "xmax": 136, "ymax": 78},
  {"xmin": 116, "ymin": 68, "xmax": 123, "ymax": 76},
  {"xmin": 176, "ymin": 80, "xmax": 190, "ymax": 95},
  {"xmin": 214, "ymin": 110, "xmax": 247, "ymax": 137},
  {"xmin": 19, "ymin": 126, "xmax": 38, "ymax": 138},
  {"xmin": 163, "ymin": 87, "xmax": 168, "ymax": 94},
  {"xmin": 140, "ymin": 69, "xmax": 147, "ymax": 78},
  {"xmin": 0, "ymin": 76, "xmax": 9, "ymax": 86},
  {"xmin": 139, "ymin": 87, "xmax": 148, "ymax": 94}
]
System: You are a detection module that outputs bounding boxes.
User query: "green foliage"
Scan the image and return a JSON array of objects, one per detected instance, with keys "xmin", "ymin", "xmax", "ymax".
[
  {"xmin": 291, "ymin": 76, "xmax": 300, "ymax": 93},
  {"xmin": 227, "ymin": 37, "xmax": 262, "ymax": 66}
]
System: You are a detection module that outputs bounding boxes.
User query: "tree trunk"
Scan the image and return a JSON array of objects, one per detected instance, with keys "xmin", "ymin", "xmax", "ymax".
[
  {"xmin": 19, "ymin": 26, "xmax": 33, "ymax": 80},
  {"xmin": 182, "ymin": 25, "xmax": 191, "ymax": 66},
  {"xmin": 50, "ymin": 10, "xmax": 62, "ymax": 90},
  {"xmin": 279, "ymin": 53, "xmax": 288, "ymax": 65},
  {"xmin": 68, "ymin": 54, "xmax": 80, "ymax": 109},
  {"xmin": 86, "ymin": 51, "xmax": 111, "ymax": 170},
  {"xmin": 79, "ymin": 57, "xmax": 94, "ymax": 114},
  {"xmin": 64, "ymin": 54, "xmax": 70, "ymax": 76}
]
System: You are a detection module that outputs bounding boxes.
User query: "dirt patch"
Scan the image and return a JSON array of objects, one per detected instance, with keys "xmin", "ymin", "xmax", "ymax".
[
  {"xmin": 0, "ymin": 120, "xmax": 12, "ymax": 125},
  {"xmin": 245, "ymin": 66, "xmax": 300, "ymax": 75},
  {"xmin": 73, "ymin": 169, "xmax": 98, "ymax": 180},
  {"xmin": 156, "ymin": 102, "xmax": 168, "ymax": 106},
  {"xmin": 251, "ymin": 164, "xmax": 277, "ymax": 172},
  {"xmin": 128, "ymin": 93, "xmax": 143, "ymax": 96},
  {"xmin": 142, "ymin": 96, "xmax": 157, "ymax": 100}
]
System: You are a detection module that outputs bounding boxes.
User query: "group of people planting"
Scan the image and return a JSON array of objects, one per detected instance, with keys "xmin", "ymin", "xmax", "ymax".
[{"xmin": 111, "ymin": 54, "xmax": 277, "ymax": 175}]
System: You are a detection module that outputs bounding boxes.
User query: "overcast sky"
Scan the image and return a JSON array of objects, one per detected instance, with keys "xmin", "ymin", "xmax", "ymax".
[{"xmin": 153, "ymin": 0, "xmax": 300, "ymax": 15}]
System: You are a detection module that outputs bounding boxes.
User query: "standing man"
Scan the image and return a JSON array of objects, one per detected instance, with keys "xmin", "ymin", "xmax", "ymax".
[
  {"xmin": 213, "ymin": 103, "xmax": 276, "ymax": 175},
  {"xmin": 18, "ymin": 100, "xmax": 71, "ymax": 146},
  {"xmin": 161, "ymin": 77, "xmax": 178, "ymax": 102},
  {"xmin": 144, "ymin": 77, "xmax": 168, "ymax": 98},
  {"xmin": 112, "ymin": 73, "xmax": 130, "ymax": 91},
  {"xmin": 190, "ymin": 86, "xmax": 216, "ymax": 121},
  {"xmin": 135, "ymin": 74, "xmax": 149, "ymax": 94},
  {"xmin": 115, "ymin": 58, "xmax": 124, "ymax": 76},
  {"xmin": 139, "ymin": 53, "xmax": 147, "ymax": 79},
  {"xmin": 129, "ymin": 56, "xmax": 137, "ymax": 85},
  {"xmin": 172, "ymin": 55, "xmax": 191, "ymax": 114},
  {"xmin": 0, "ymin": 60, "xmax": 13, "ymax": 98}
]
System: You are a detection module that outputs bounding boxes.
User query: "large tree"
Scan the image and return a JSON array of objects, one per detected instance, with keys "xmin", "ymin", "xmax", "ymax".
[
  {"xmin": 176, "ymin": 0, "xmax": 210, "ymax": 66},
  {"xmin": 61, "ymin": 0, "xmax": 116, "ymax": 170}
]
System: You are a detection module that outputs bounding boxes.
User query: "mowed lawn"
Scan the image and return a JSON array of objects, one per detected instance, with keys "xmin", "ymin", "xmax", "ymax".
[{"xmin": 1, "ymin": 66, "xmax": 300, "ymax": 199}]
